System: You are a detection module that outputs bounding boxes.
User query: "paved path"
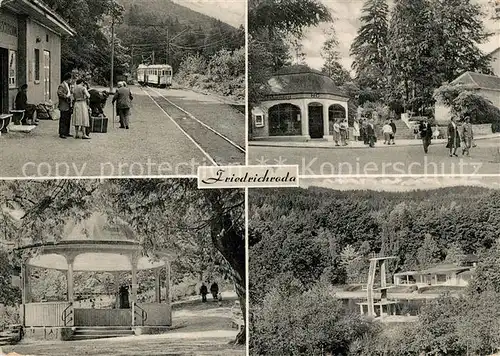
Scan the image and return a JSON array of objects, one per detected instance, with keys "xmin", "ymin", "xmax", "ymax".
[
  {"xmin": 0, "ymin": 86, "xmax": 245, "ymax": 178},
  {"xmin": 249, "ymin": 137, "xmax": 500, "ymax": 175}
]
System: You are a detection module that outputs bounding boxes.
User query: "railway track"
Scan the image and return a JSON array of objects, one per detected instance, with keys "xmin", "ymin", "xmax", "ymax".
[{"xmin": 141, "ymin": 86, "xmax": 245, "ymax": 166}]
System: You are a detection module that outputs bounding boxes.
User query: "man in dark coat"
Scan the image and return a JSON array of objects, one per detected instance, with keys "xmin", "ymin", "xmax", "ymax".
[
  {"xmin": 112, "ymin": 82, "xmax": 133, "ymax": 129},
  {"xmin": 446, "ymin": 116, "xmax": 461, "ymax": 157},
  {"xmin": 418, "ymin": 118, "xmax": 433, "ymax": 154},
  {"xmin": 200, "ymin": 282, "xmax": 208, "ymax": 302},
  {"xmin": 366, "ymin": 119, "xmax": 376, "ymax": 148},
  {"xmin": 57, "ymin": 73, "xmax": 73, "ymax": 138},
  {"xmin": 389, "ymin": 119, "xmax": 397, "ymax": 145},
  {"xmin": 210, "ymin": 282, "xmax": 219, "ymax": 301},
  {"xmin": 14, "ymin": 84, "xmax": 37, "ymax": 125}
]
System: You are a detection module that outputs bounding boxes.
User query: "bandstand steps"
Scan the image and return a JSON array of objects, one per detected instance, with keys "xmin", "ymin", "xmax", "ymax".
[{"xmin": 71, "ymin": 327, "xmax": 134, "ymax": 341}]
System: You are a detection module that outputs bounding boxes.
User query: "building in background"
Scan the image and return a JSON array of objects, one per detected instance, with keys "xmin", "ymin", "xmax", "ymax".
[
  {"xmin": 250, "ymin": 66, "xmax": 349, "ymax": 141},
  {"xmin": 0, "ymin": 0, "xmax": 74, "ymax": 113}
]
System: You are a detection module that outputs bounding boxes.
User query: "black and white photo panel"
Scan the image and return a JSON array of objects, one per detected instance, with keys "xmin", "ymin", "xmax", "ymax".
[{"xmin": 248, "ymin": 0, "xmax": 500, "ymax": 176}]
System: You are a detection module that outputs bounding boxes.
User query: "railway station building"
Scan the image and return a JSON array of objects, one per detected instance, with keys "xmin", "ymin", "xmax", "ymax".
[
  {"xmin": 0, "ymin": 0, "xmax": 74, "ymax": 114},
  {"xmin": 250, "ymin": 66, "xmax": 349, "ymax": 141}
]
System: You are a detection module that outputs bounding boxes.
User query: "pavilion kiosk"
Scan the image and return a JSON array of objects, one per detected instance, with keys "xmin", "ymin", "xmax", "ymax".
[{"xmin": 17, "ymin": 213, "xmax": 172, "ymax": 341}]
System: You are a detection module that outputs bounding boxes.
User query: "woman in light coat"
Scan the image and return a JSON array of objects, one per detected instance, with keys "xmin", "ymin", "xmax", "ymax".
[{"xmin": 72, "ymin": 78, "xmax": 91, "ymax": 139}]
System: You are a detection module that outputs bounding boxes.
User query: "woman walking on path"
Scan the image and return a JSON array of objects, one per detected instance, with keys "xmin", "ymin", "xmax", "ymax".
[
  {"xmin": 461, "ymin": 117, "xmax": 474, "ymax": 156},
  {"xmin": 447, "ymin": 116, "xmax": 461, "ymax": 157},
  {"xmin": 72, "ymin": 79, "xmax": 91, "ymax": 139},
  {"xmin": 353, "ymin": 118, "xmax": 360, "ymax": 142}
]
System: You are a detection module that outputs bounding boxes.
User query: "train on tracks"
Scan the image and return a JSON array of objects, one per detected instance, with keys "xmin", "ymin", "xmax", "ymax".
[{"xmin": 137, "ymin": 64, "xmax": 173, "ymax": 88}]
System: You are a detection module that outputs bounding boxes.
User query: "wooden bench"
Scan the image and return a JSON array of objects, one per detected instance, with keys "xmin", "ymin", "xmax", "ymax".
[{"xmin": 0, "ymin": 114, "xmax": 13, "ymax": 136}]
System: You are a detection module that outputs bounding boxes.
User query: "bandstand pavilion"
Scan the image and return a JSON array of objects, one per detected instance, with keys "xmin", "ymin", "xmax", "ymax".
[
  {"xmin": 17, "ymin": 212, "xmax": 172, "ymax": 341},
  {"xmin": 251, "ymin": 65, "xmax": 349, "ymax": 141}
]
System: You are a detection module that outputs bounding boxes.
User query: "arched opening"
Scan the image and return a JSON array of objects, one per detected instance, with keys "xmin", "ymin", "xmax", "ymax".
[
  {"xmin": 329, "ymin": 104, "xmax": 346, "ymax": 122},
  {"xmin": 308, "ymin": 102, "xmax": 324, "ymax": 139},
  {"xmin": 268, "ymin": 103, "xmax": 302, "ymax": 136}
]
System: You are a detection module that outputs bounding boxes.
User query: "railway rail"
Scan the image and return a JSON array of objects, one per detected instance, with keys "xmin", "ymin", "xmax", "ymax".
[{"xmin": 141, "ymin": 86, "xmax": 245, "ymax": 166}]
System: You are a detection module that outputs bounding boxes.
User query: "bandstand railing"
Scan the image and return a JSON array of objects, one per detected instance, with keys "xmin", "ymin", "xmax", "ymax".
[
  {"xmin": 133, "ymin": 302, "xmax": 148, "ymax": 326},
  {"xmin": 62, "ymin": 303, "xmax": 74, "ymax": 326}
]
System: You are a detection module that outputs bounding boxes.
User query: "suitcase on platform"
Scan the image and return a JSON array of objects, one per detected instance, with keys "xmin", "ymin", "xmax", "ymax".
[{"xmin": 91, "ymin": 115, "xmax": 108, "ymax": 133}]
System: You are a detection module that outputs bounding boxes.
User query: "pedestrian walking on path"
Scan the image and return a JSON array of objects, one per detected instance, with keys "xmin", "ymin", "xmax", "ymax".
[
  {"xmin": 382, "ymin": 120, "xmax": 393, "ymax": 145},
  {"xmin": 57, "ymin": 73, "xmax": 73, "ymax": 139},
  {"xmin": 200, "ymin": 282, "xmax": 208, "ymax": 303},
  {"xmin": 419, "ymin": 118, "xmax": 433, "ymax": 154},
  {"xmin": 113, "ymin": 81, "xmax": 133, "ymax": 129},
  {"xmin": 210, "ymin": 282, "xmax": 219, "ymax": 301},
  {"xmin": 447, "ymin": 116, "xmax": 461, "ymax": 157},
  {"xmin": 367, "ymin": 119, "xmax": 376, "ymax": 148},
  {"xmin": 461, "ymin": 117, "xmax": 474, "ymax": 156},
  {"xmin": 389, "ymin": 119, "xmax": 397, "ymax": 145},
  {"xmin": 72, "ymin": 79, "xmax": 91, "ymax": 139}
]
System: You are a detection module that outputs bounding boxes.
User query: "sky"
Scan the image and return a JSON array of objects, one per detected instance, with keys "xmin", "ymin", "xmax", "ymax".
[
  {"xmin": 300, "ymin": 0, "xmax": 500, "ymax": 72},
  {"xmin": 171, "ymin": 0, "xmax": 245, "ymax": 28},
  {"xmin": 300, "ymin": 176, "xmax": 500, "ymax": 192}
]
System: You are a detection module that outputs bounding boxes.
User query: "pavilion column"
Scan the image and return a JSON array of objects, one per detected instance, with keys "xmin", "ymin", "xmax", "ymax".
[
  {"xmin": 66, "ymin": 255, "xmax": 75, "ymax": 303},
  {"xmin": 22, "ymin": 264, "xmax": 31, "ymax": 304},
  {"xmin": 113, "ymin": 272, "xmax": 121, "ymax": 308},
  {"xmin": 130, "ymin": 255, "xmax": 138, "ymax": 304},
  {"xmin": 154, "ymin": 268, "xmax": 161, "ymax": 303},
  {"xmin": 301, "ymin": 101, "xmax": 309, "ymax": 138},
  {"xmin": 165, "ymin": 261, "xmax": 171, "ymax": 304},
  {"xmin": 323, "ymin": 103, "xmax": 330, "ymax": 138}
]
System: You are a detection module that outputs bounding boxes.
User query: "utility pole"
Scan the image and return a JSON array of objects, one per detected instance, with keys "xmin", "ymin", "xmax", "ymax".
[
  {"xmin": 110, "ymin": 14, "xmax": 115, "ymax": 93},
  {"xmin": 165, "ymin": 28, "xmax": 169, "ymax": 64},
  {"xmin": 152, "ymin": 50, "xmax": 155, "ymax": 65}
]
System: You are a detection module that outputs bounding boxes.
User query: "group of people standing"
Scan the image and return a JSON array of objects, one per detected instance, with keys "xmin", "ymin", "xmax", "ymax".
[
  {"xmin": 57, "ymin": 73, "xmax": 134, "ymax": 139},
  {"xmin": 200, "ymin": 281, "xmax": 220, "ymax": 303},
  {"xmin": 354, "ymin": 118, "xmax": 397, "ymax": 148},
  {"xmin": 418, "ymin": 116, "xmax": 474, "ymax": 156},
  {"xmin": 331, "ymin": 118, "xmax": 349, "ymax": 146}
]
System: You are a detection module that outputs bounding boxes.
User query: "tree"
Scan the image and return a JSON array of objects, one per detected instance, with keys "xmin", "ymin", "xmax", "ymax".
[
  {"xmin": 248, "ymin": 0, "xmax": 332, "ymax": 105},
  {"xmin": 416, "ymin": 234, "xmax": 441, "ymax": 269},
  {"xmin": 251, "ymin": 283, "xmax": 376, "ymax": 355},
  {"xmin": 350, "ymin": 0, "xmax": 389, "ymax": 100},
  {"xmin": 320, "ymin": 25, "xmax": 351, "ymax": 86},
  {"xmin": 431, "ymin": 0, "xmax": 492, "ymax": 83},
  {"xmin": 434, "ymin": 83, "xmax": 500, "ymax": 125},
  {"xmin": 248, "ymin": 0, "xmax": 331, "ymax": 37},
  {"xmin": 0, "ymin": 250, "xmax": 20, "ymax": 306},
  {"xmin": 445, "ymin": 242, "xmax": 464, "ymax": 264},
  {"xmin": 387, "ymin": 0, "xmax": 440, "ymax": 114},
  {"xmin": 44, "ymin": 0, "xmax": 127, "ymax": 79}
]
